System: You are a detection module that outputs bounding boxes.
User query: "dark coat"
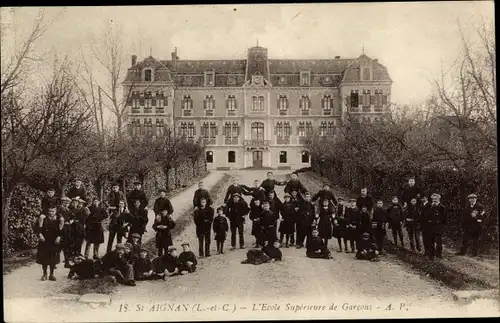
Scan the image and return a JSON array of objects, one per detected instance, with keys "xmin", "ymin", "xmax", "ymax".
[
  {"xmin": 179, "ymin": 251, "xmax": 198, "ymax": 267},
  {"xmin": 127, "ymin": 189, "xmax": 149, "ymax": 210},
  {"xmin": 332, "ymin": 204, "xmax": 347, "ymax": 238},
  {"xmin": 67, "ymin": 186, "xmax": 87, "ymax": 202},
  {"xmin": 421, "ymin": 203, "xmax": 447, "ymax": 234},
  {"xmin": 134, "ymin": 257, "xmax": 153, "ymax": 275},
  {"xmin": 36, "ymin": 216, "xmax": 62, "ymax": 266},
  {"xmin": 70, "ymin": 206, "xmax": 87, "ymax": 245},
  {"xmin": 213, "ymin": 215, "xmax": 229, "ymax": 241},
  {"xmin": 261, "ymin": 210, "xmax": 279, "ymax": 241},
  {"xmin": 242, "ymin": 185, "xmax": 266, "ymax": 203},
  {"xmin": 129, "ymin": 241, "xmax": 142, "ymax": 259},
  {"xmin": 193, "ymin": 188, "xmax": 213, "ymax": 208},
  {"xmin": 404, "ymin": 204, "xmax": 420, "ymax": 229},
  {"xmin": 69, "ymin": 259, "xmax": 98, "ymax": 279},
  {"xmin": 267, "ymin": 197, "xmax": 283, "ymax": 217},
  {"xmin": 312, "ymin": 190, "xmax": 338, "ymax": 206},
  {"xmin": 152, "ymin": 214, "xmax": 176, "ymax": 249},
  {"xmin": 387, "ymin": 204, "xmax": 404, "ymax": 228},
  {"xmin": 401, "ymin": 185, "xmax": 421, "ymax": 205},
  {"xmin": 260, "ymin": 179, "xmax": 286, "ymax": 193},
  {"xmin": 284, "ymin": 179, "xmax": 307, "ymax": 195},
  {"xmin": 224, "ymin": 185, "xmax": 245, "ymax": 203},
  {"xmin": 356, "ymin": 195, "xmax": 374, "ymax": 211},
  {"xmin": 42, "ymin": 196, "xmax": 59, "ymax": 214},
  {"xmin": 109, "ymin": 208, "xmax": 132, "ymax": 234},
  {"xmin": 462, "ymin": 203, "xmax": 485, "ymax": 232},
  {"xmin": 359, "ymin": 211, "xmax": 372, "ymax": 234},
  {"xmin": 194, "ymin": 206, "xmax": 215, "ymax": 237},
  {"xmin": 345, "ymin": 208, "xmax": 361, "ymax": 240},
  {"xmin": 153, "ymin": 197, "xmax": 174, "ymax": 215},
  {"xmin": 249, "ymin": 204, "xmax": 263, "ymax": 236},
  {"xmin": 279, "ymin": 202, "xmax": 296, "ymax": 234},
  {"xmin": 372, "ymin": 207, "xmax": 388, "ymax": 232},
  {"xmin": 85, "ymin": 206, "xmax": 107, "ymax": 244},
  {"xmin": 225, "ymin": 198, "xmax": 250, "ymax": 224},
  {"xmin": 101, "ymin": 250, "xmax": 129, "ymax": 273},
  {"xmin": 357, "ymin": 236, "xmax": 378, "ymax": 251},
  {"xmin": 318, "ymin": 206, "xmax": 334, "ymax": 239},
  {"xmin": 306, "ymin": 235, "xmax": 330, "ymax": 258},
  {"xmin": 129, "ymin": 206, "xmax": 149, "ymax": 236},
  {"xmin": 154, "ymin": 254, "xmax": 181, "ymax": 273},
  {"xmin": 107, "ymin": 191, "xmax": 126, "ymax": 208},
  {"xmin": 297, "ymin": 200, "xmax": 315, "ymax": 228},
  {"xmin": 262, "ymin": 245, "xmax": 282, "ymax": 261}
]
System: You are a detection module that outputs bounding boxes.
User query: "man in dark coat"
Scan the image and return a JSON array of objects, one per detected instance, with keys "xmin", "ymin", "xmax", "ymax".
[
  {"xmin": 372, "ymin": 199, "xmax": 388, "ymax": 253},
  {"xmin": 242, "ymin": 180, "xmax": 267, "ymax": 204},
  {"xmin": 194, "ymin": 198, "xmax": 215, "ymax": 257},
  {"xmin": 296, "ymin": 192, "xmax": 315, "ymax": 249},
  {"xmin": 42, "ymin": 187, "xmax": 59, "ymax": 215},
  {"xmin": 457, "ymin": 193, "xmax": 486, "ymax": 257},
  {"xmin": 405, "ymin": 197, "xmax": 422, "ymax": 252},
  {"xmin": 224, "ymin": 178, "xmax": 245, "ymax": 204},
  {"xmin": 127, "ymin": 181, "xmax": 149, "ymax": 211},
  {"xmin": 100, "ymin": 243, "xmax": 136, "ymax": 286},
  {"xmin": 225, "ymin": 193, "xmax": 250, "ymax": 249},
  {"xmin": 261, "ymin": 201, "xmax": 279, "ymax": 245},
  {"xmin": 421, "ymin": 193, "xmax": 447, "ymax": 260},
  {"xmin": 266, "ymin": 191, "xmax": 283, "ymax": 217},
  {"xmin": 261, "ymin": 172, "xmax": 287, "ymax": 194},
  {"xmin": 306, "ymin": 229, "xmax": 333, "ymax": 259},
  {"xmin": 153, "ymin": 209, "xmax": 176, "ymax": 256},
  {"xmin": 401, "ymin": 177, "xmax": 421, "ymax": 208},
  {"xmin": 311, "ymin": 183, "xmax": 338, "ymax": 208},
  {"xmin": 178, "ymin": 242, "xmax": 198, "ymax": 273},
  {"xmin": 128, "ymin": 199, "xmax": 149, "ymax": 242},
  {"xmin": 66, "ymin": 178, "xmax": 87, "ymax": 203},
  {"xmin": 153, "ymin": 189, "xmax": 174, "ymax": 216},
  {"xmin": 154, "ymin": 246, "xmax": 182, "ymax": 280},
  {"xmin": 284, "ymin": 172, "xmax": 307, "ymax": 197},
  {"xmin": 193, "ymin": 181, "xmax": 213, "ymax": 209},
  {"xmin": 134, "ymin": 248, "xmax": 154, "ymax": 281},
  {"xmin": 84, "ymin": 197, "xmax": 108, "ymax": 259},
  {"xmin": 419, "ymin": 195, "xmax": 431, "ymax": 256},
  {"xmin": 107, "ymin": 182, "xmax": 127, "ymax": 215},
  {"xmin": 356, "ymin": 188, "xmax": 374, "ymax": 213},
  {"xmin": 106, "ymin": 200, "xmax": 131, "ymax": 253},
  {"xmin": 387, "ymin": 196, "xmax": 405, "ymax": 249}
]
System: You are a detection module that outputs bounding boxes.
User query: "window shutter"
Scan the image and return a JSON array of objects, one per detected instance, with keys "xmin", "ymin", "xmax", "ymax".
[
  {"xmin": 321, "ymin": 97, "xmax": 324, "ymax": 110},
  {"xmin": 213, "ymin": 99, "xmax": 216, "ymax": 110},
  {"xmin": 359, "ymin": 93, "xmax": 364, "ymax": 106},
  {"xmin": 277, "ymin": 98, "xmax": 280, "ymax": 111},
  {"xmin": 226, "ymin": 97, "xmax": 229, "ymax": 111},
  {"xmin": 152, "ymin": 123, "xmax": 157, "ymax": 137},
  {"xmin": 330, "ymin": 98, "xmax": 334, "ymax": 110},
  {"xmin": 234, "ymin": 98, "xmax": 237, "ymax": 111},
  {"xmin": 203, "ymin": 99, "xmax": 206, "ymax": 110},
  {"xmin": 346, "ymin": 95, "xmax": 351, "ymax": 107}
]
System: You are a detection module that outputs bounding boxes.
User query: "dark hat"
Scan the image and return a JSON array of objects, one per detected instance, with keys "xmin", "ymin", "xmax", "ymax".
[
  {"xmin": 47, "ymin": 187, "xmax": 56, "ymax": 192},
  {"xmin": 61, "ymin": 197, "xmax": 71, "ymax": 202},
  {"xmin": 167, "ymin": 246, "xmax": 176, "ymax": 253},
  {"xmin": 131, "ymin": 233, "xmax": 140, "ymax": 239},
  {"xmin": 349, "ymin": 198, "xmax": 356, "ymax": 202},
  {"xmin": 139, "ymin": 248, "xmax": 148, "ymax": 253},
  {"xmin": 431, "ymin": 193, "xmax": 441, "ymax": 199},
  {"xmin": 77, "ymin": 197, "xmax": 87, "ymax": 204},
  {"xmin": 71, "ymin": 197, "xmax": 80, "ymax": 202},
  {"xmin": 159, "ymin": 189, "xmax": 167, "ymax": 193},
  {"xmin": 323, "ymin": 182, "xmax": 331, "ymax": 187},
  {"xmin": 284, "ymin": 194, "xmax": 291, "ymax": 198},
  {"xmin": 232, "ymin": 193, "xmax": 241, "ymax": 198},
  {"xmin": 361, "ymin": 232, "xmax": 370, "ymax": 239},
  {"xmin": 216, "ymin": 207, "xmax": 224, "ymax": 213},
  {"xmin": 467, "ymin": 193, "xmax": 478, "ymax": 199},
  {"xmin": 112, "ymin": 182, "xmax": 120, "ymax": 187},
  {"xmin": 291, "ymin": 172, "xmax": 298, "ymax": 175},
  {"xmin": 133, "ymin": 181, "xmax": 142, "ymax": 185},
  {"xmin": 116, "ymin": 243, "xmax": 125, "ymax": 250},
  {"xmin": 181, "ymin": 242, "xmax": 190, "ymax": 247}
]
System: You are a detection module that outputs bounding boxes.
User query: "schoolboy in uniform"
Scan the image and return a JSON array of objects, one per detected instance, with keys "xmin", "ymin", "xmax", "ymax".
[
  {"xmin": 213, "ymin": 207, "xmax": 229, "ymax": 254},
  {"xmin": 457, "ymin": 193, "xmax": 486, "ymax": 257},
  {"xmin": 405, "ymin": 197, "xmax": 422, "ymax": 252},
  {"xmin": 242, "ymin": 179, "xmax": 267, "ymax": 204},
  {"xmin": 133, "ymin": 248, "xmax": 154, "ymax": 281},
  {"xmin": 371, "ymin": 199, "xmax": 388, "ymax": 254},
  {"xmin": 154, "ymin": 246, "xmax": 181, "ymax": 280},
  {"xmin": 355, "ymin": 233, "xmax": 380, "ymax": 262},
  {"xmin": 279, "ymin": 194, "xmax": 296, "ymax": 248},
  {"xmin": 332, "ymin": 198, "xmax": 347, "ymax": 252},
  {"xmin": 193, "ymin": 181, "xmax": 213, "ymax": 209},
  {"xmin": 249, "ymin": 199, "xmax": 264, "ymax": 247},
  {"xmin": 178, "ymin": 242, "xmax": 198, "ymax": 273},
  {"xmin": 318, "ymin": 198, "xmax": 334, "ymax": 249},
  {"xmin": 225, "ymin": 193, "xmax": 250, "ymax": 250},
  {"xmin": 42, "ymin": 187, "xmax": 59, "ymax": 215},
  {"xmin": 422, "ymin": 193, "xmax": 447, "ymax": 260},
  {"xmin": 153, "ymin": 189, "xmax": 174, "ymax": 216},
  {"xmin": 260, "ymin": 201, "xmax": 279, "ymax": 245},
  {"xmin": 260, "ymin": 172, "xmax": 287, "ymax": 194},
  {"xmin": 127, "ymin": 181, "xmax": 149, "ymax": 211},
  {"xmin": 68, "ymin": 255, "xmax": 100, "ymax": 280},
  {"xmin": 387, "ymin": 196, "xmax": 405, "ymax": 249},
  {"xmin": 311, "ymin": 183, "xmax": 338, "ymax": 208},
  {"xmin": 194, "ymin": 198, "xmax": 214, "ymax": 257},
  {"xmin": 128, "ymin": 199, "xmax": 149, "ymax": 243},
  {"xmin": 344, "ymin": 199, "xmax": 360, "ymax": 253},
  {"xmin": 153, "ymin": 208, "xmax": 176, "ymax": 256},
  {"xmin": 296, "ymin": 192, "xmax": 315, "ymax": 249},
  {"xmin": 84, "ymin": 197, "xmax": 107, "ymax": 259},
  {"xmin": 284, "ymin": 172, "xmax": 307, "ymax": 198},
  {"xmin": 356, "ymin": 188, "xmax": 374, "ymax": 214},
  {"xmin": 306, "ymin": 229, "xmax": 333, "ymax": 259}
]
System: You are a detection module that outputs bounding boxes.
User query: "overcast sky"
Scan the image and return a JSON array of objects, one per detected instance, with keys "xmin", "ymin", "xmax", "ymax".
[{"xmin": 2, "ymin": 3, "xmax": 495, "ymax": 108}]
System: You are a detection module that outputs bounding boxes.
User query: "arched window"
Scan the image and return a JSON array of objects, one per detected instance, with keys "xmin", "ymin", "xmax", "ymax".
[
  {"xmin": 206, "ymin": 151, "xmax": 213, "ymax": 163},
  {"xmin": 251, "ymin": 122, "xmax": 264, "ymax": 141},
  {"xmin": 144, "ymin": 69, "xmax": 152, "ymax": 82},
  {"xmin": 228, "ymin": 151, "xmax": 236, "ymax": 163},
  {"xmin": 301, "ymin": 151, "xmax": 310, "ymax": 163},
  {"xmin": 279, "ymin": 151, "xmax": 287, "ymax": 163}
]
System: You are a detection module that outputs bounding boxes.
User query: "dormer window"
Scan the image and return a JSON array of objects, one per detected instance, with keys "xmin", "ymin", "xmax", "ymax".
[
  {"xmin": 279, "ymin": 76, "xmax": 287, "ymax": 85},
  {"xmin": 204, "ymin": 71, "xmax": 215, "ymax": 86},
  {"xmin": 300, "ymin": 70, "xmax": 311, "ymax": 86},
  {"xmin": 362, "ymin": 67, "xmax": 371, "ymax": 81},
  {"xmin": 144, "ymin": 69, "xmax": 152, "ymax": 82},
  {"xmin": 252, "ymin": 75, "xmax": 263, "ymax": 86}
]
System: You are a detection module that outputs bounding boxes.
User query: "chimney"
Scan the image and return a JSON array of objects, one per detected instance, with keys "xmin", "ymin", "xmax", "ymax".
[
  {"xmin": 335, "ymin": 56, "xmax": 340, "ymax": 59},
  {"xmin": 131, "ymin": 55, "xmax": 137, "ymax": 66},
  {"xmin": 171, "ymin": 47, "xmax": 178, "ymax": 70}
]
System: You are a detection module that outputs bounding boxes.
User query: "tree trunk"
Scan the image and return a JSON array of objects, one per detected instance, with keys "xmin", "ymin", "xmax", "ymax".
[
  {"xmin": 192, "ymin": 159, "xmax": 197, "ymax": 177},
  {"xmin": 2, "ymin": 190, "xmax": 14, "ymax": 257},
  {"xmin": 117, "ymin": 115, "xmax": 123, "ymax": 140},
  {"xmin": 164, "ymin": 166, "xmax": 171, "ymax": 191}
]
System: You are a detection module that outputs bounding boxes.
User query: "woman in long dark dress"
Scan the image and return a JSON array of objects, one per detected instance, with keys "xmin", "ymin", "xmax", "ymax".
[
  {"xmin": 36, "ymin": 206, "xmax": 64, "ymax": 281},
  {"xmin": 84, "ymin": 198, "xmax": 108, "ymax": 259}
]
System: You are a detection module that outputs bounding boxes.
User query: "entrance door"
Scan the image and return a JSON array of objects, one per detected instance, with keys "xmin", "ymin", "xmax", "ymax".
[{"xmin": 252, "ymin": 151, "xmax": 263, "ymax": 168}]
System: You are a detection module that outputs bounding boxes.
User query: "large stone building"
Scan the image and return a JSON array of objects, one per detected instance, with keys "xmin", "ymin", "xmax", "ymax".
[{"xmin": 124, "ymin": 46, "xmax": 392, "ymax": 170}]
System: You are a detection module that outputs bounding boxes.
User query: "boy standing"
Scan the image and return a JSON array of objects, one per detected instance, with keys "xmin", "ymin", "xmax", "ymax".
[
  {"xmin": 153, "ymin": 209, "xmax": 176, "ymax": 256},
  {"xmin": 278, "ymin": 194, "xmax": 296, "ymax": 247},
  {"xmin": 387, "ymin": 196, "xmax": 405, "ymax": 249},
  {"xmin": 249, "ymin": 199, "xmax": 263, "ymax": 247},
  {"xmin": 372, "ymin": 199, "xmax": 388, "ymax": 254},
  {"xmin": 225, "ymin": 193, "xmax": 250, "ymax": 249},
  {"xmin": 178, "ymin": 242, "xmax": 198, "ymax": 273},
  {"xmin": 127, "ymin": 181, "xmax": 149, "ymax": 211},
  {"xmin": 128, "ymin": 199, "xmax": 149, "ymax": 243},
  {"xmin": 344, "ymin": 199, "xmax": 360, "ymax": 253},
  {"xmin": 356, "ymin": 188, "xmax": 374, "ymax": 214},
  {"xmin": 457, "ymin": 194, "xmax": 486, "ymax": 257},
  {"xmin": 401, "ymin": 176, "xmax": 421, "ymax": 208},
  {"xmin": 405, "ymin": 197, "xmax": 422, "ymax": 252},
  {"xmin": 193, "ymin": 181, "xmax": 213, "ymax": 209},
  {"xmin": 153, "ymin": 189, "xmax": 174, "ymax": 217},
  {"xmin": 422, "ymin": 193, "xmax": 447, "ymax": 260},
  {"xmin": 296, "ymin": 192, "xmax": 315, "ymax": 249},
  {"xmin": 107, "ymin": 200, "xmax": 131, "ymax": 253},
  {"xmin": 261, "ymin": 201, "xmax": 279, "ymax": 245},
  {"xmin": 213, "ymin": 207, "xmax": 229, "ymax": 254},
  {"xmin": 194, "ymin": 198, "xmax": 214, "ymax": 257}
]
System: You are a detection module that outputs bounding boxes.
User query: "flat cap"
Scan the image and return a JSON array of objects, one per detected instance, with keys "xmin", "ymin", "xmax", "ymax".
[
  {"xmin": 140, "ymin": 248, "xmax": 148, "ymax": 253},
  {"xmin": 284, "ymin": 194, "xmax": 291, "ymax": 198},
  {"xmin": 323, "ymin": 183, "xmax": 331, "ymax": 187},
  {"xmin": 116, "ymin": 243, "xmax": 125, "ymax": 250},
  {"xmin": 467, "ymin": 193, "xmax": 478, "ymax": 199},
  {"xmin": 232, "ymin": 193, "xmax": 241, "ymax": 198},
  {"xmin": 133, "ymin": 181, "xmax": 142, "ymax": 185},
  {"xmin": 71, "ymin": 197, "xmax": 80, "ymax": 202},
  {"xmin": 167, "ymin": 246, "xmax": 176, "ymax": 252},
  {"xmin": 131, "ymin": 233, "xmax": 140, "ymax": 239},
  {"xmin": 181, "ymin": 242, "xmax": 190, "ymax": 247},
  {"xmin": 61, "ymin": 197, "xmax": 71, "ymax": 202}
]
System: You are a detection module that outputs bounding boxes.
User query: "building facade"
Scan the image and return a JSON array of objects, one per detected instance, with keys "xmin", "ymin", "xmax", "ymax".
[{"xmin": 123, "ymin": 46, "xmax": 392, "ymax": 170}]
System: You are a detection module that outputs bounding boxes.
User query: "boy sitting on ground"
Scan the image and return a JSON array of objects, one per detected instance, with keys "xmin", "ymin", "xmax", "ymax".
[
  {"xmin": 133, "ymin": 248, "xmax": 155, "ymax": 281},
  {"xmin": 355, "ymin": 232, "xmax": 380, "ymax": 262},
  {"xmin": 262, "ymin": 240, "xmax": 283, "ymax": 262},
  {"xmin": 153, "ymin": 246, "xmax": 182, "ymax": 280},
  {"xmin": 306, "ymin": 229, "xmax": 333, "ymax": 259},
  {"xmin": 178, "ymin": 242, "xmax": 198, "ymax": 274},
  {"xmin": 242, "ymin": 240, "xmax": 282, "ymax": 265},
  {"xmin": 67, "ymin": 255, "xmax": 100, "ymax": 280}
]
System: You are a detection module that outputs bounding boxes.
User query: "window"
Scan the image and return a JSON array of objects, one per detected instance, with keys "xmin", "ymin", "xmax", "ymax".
[
  {"xmin": 279, "ymin": 151, "xmax": 287, "ymax": 163},
  {"xmin": 278, "ymin": 95, "xmax": 288, "ymax": 114},
  {"xmin": 187, "ymin": 123, "xmax": 196, "ymax": 138},
  {"xmin": 232, "ymin": 122, "xmax": 239, "ymax": 137},
  {"xmin": 139, "ymin": 119, "xmax": 145, "ymax": 136},
  {"xmin": 301, "ymin": 151, "xmax": 310, "ymax": 163},
  {"xmin": 320, "ymin": 121, "xmax": 327, "ymax": 136},
  {"xmin": 328, "ymin": 122, "xmax": 335, "ymax": 136},
  {"xmin": 201, "ymin": 122, "xmax": 209, "ymax": 138},
  {"xmin": 144, "ymin": 119, "xmax": 152, "ymax": 136},
  {"xmin": 224, "ymin": 122, "xmax": 239, "ymax": 138},
  {"xmin": 305, "ymin": 121, "xmax": 313, "ymax": 137},
  {"xmin": 350, "ymin": 91, "xmax": 359, "ymax": 107},
  {"xmin": 206, "ymin": 151, "xmax": 213, "ymax": 163},
  {"xmin": 363, "ymin": 68, "xmax": 370, "ymax": 81},
  {"xmin": 130, "ymin": 119, "xmax": 140, "ymax": 137},
  {"xmin": 322, "ymin": 95, "xmax": 332, "ymax": 115},
  {"xmin": 284, "ymin": 122, "xmax": 291, "ymax": 138},
  {"xmin": 382, "ymin": 93, "xmax": 388, "ymax": 105},
  {"xmin": 180, "ymin": 122, "xmax": 188, "ymax": 137},
  {"xmin": 228, "ymin": 151, "xmax": 236, "ymax": 163},
  {"xmin": 139, "ymin": 93, "xmax": 145, "ymax": 106},
  {"xmin": 370, "ymin": 91, "xmax": 376, "ymax": 106},
  {"xmin": 300, "ymin": 71, "xmax": 311, "ymax": 86},
  {"xmin": 298, "ymin": 122, "xmax": 305, "ymax": 138},
  {"xmin": 204, "ymin": 95, "xmax": 214, "ymax": 116},
  {"xmin": 210, "ymin": 122, "xmax": 217, "ymax": 138},
  {"xmin": 156, "ymin": 119, "xmax": 165, "ymax": 137},
  {"xmin": 182, "ymin": 95, "xmax": 193, "ymax": 116},
  {"xmin": 144, "ymin": 69, "xmax": 152, "ymax": 82},
  {"xmin": 252, "ymin": 96, "xmax": 265, "ymax": 111},
  {"xmin": 251, "ymin": 122, "xmax": 264, "ymax": 141},
  {"xmin": 275, "ymin": 122, "xmax": 283, "ymax": 138},
  {"xmin": 227, "ymin": 95, "xmax": 237, "ymax": 113},
  {"xmin": 375, "ymin": 90, "xmax": 385, "ymax": 107},
  {"xmin": 300, "ymin": 96, "xmax": 310, "ymax": 115},
  {"xmin": 363, "ymin": 90, "xmax": 371, "ymax": 107},
  {"xmin": 205, "ymin": 71, "xmax": 215, "ymax": 86}
]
